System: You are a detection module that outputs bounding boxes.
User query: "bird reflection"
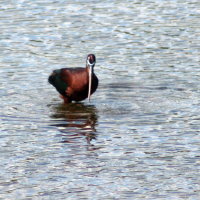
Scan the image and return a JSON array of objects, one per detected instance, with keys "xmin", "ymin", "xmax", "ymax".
[{"xmin": 50, "ymin": 103, "xmax": 98, "ymax": 144}]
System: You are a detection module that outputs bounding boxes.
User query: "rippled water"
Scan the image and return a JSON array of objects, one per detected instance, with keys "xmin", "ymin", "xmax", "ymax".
[{"xmin": 1, "ymin": 0, "xmax": 200, "ymax": 199}]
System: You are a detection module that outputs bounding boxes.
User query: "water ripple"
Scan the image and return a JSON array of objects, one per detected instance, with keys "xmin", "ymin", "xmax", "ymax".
[{"xmin": 1, "ymin": 0, "xmax": 200, "ymax": 199}]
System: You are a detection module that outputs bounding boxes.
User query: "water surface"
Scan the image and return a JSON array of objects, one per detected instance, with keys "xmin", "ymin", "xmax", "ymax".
[{"xmin": 0, "ymin": 0, "xmax": 200, "ymax": 199}]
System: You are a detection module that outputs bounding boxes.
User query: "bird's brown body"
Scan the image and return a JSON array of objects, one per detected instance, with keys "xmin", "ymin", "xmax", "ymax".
[{"xmin": 48, "ymin": 54, "xmax": 98, "ymax": 103}]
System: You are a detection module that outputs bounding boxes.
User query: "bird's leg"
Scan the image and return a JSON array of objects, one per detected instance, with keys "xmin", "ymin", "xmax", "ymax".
[{"xmin": 59, "ymin": 95, "xmax": 72, "ymax": 104}]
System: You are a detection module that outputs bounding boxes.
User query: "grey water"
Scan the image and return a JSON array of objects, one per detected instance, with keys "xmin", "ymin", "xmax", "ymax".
[{"xmin": 0, "ymin": 0, "xmax": 200, "ymax": 199}]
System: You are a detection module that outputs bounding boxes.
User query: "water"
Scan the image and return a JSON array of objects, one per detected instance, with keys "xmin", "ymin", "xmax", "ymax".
[{"xmin": 0, "ymin": 0, "xmax": 200, "ymax": 199}]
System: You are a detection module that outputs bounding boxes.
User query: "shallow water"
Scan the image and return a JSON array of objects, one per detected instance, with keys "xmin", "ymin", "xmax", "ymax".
[{"xmin": 1, "ymin": 0, "xmax": 200, "ymax": 199}]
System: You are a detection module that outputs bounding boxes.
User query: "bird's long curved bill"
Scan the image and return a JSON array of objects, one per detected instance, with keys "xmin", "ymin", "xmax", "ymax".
[{"xmin": 88, "ymin": 67, "xmax": 92, "ymax": 102}]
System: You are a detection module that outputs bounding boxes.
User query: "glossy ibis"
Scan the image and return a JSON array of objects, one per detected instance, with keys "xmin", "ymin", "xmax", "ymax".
[{"xmin": 48, "ymin": 54, "xmax": 98, "ymax": 103}]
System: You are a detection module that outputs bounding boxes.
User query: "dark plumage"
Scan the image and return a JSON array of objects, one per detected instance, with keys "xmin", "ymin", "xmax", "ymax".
[{"xmin": 48, "ymin": 54, "xmax": 98, "ymax": 103}]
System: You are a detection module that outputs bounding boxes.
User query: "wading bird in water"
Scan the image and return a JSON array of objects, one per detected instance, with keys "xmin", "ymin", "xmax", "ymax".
[{"xmin": 48, "ymin": 54, "xmax": 98, "ymax": 104}]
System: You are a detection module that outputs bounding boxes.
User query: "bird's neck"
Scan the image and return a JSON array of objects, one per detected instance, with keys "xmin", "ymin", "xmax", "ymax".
[{"xmin": 86, "ymin": 66, "xmax": 94, "ymax": 74}]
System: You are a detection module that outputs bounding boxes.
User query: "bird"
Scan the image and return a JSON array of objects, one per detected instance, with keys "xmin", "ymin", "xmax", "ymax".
[{"xmin": 48, "ymin": 54, "xmax": 98, "ymax": 104}]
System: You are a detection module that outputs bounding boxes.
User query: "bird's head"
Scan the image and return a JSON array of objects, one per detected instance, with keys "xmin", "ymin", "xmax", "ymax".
[
  {"xmin": 86, "ymin": 54, "xmax": 96, "ymax": 68},
  {"xmin": 86, "ymin": 54, "xmax": 96, "ymax": 102}
]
